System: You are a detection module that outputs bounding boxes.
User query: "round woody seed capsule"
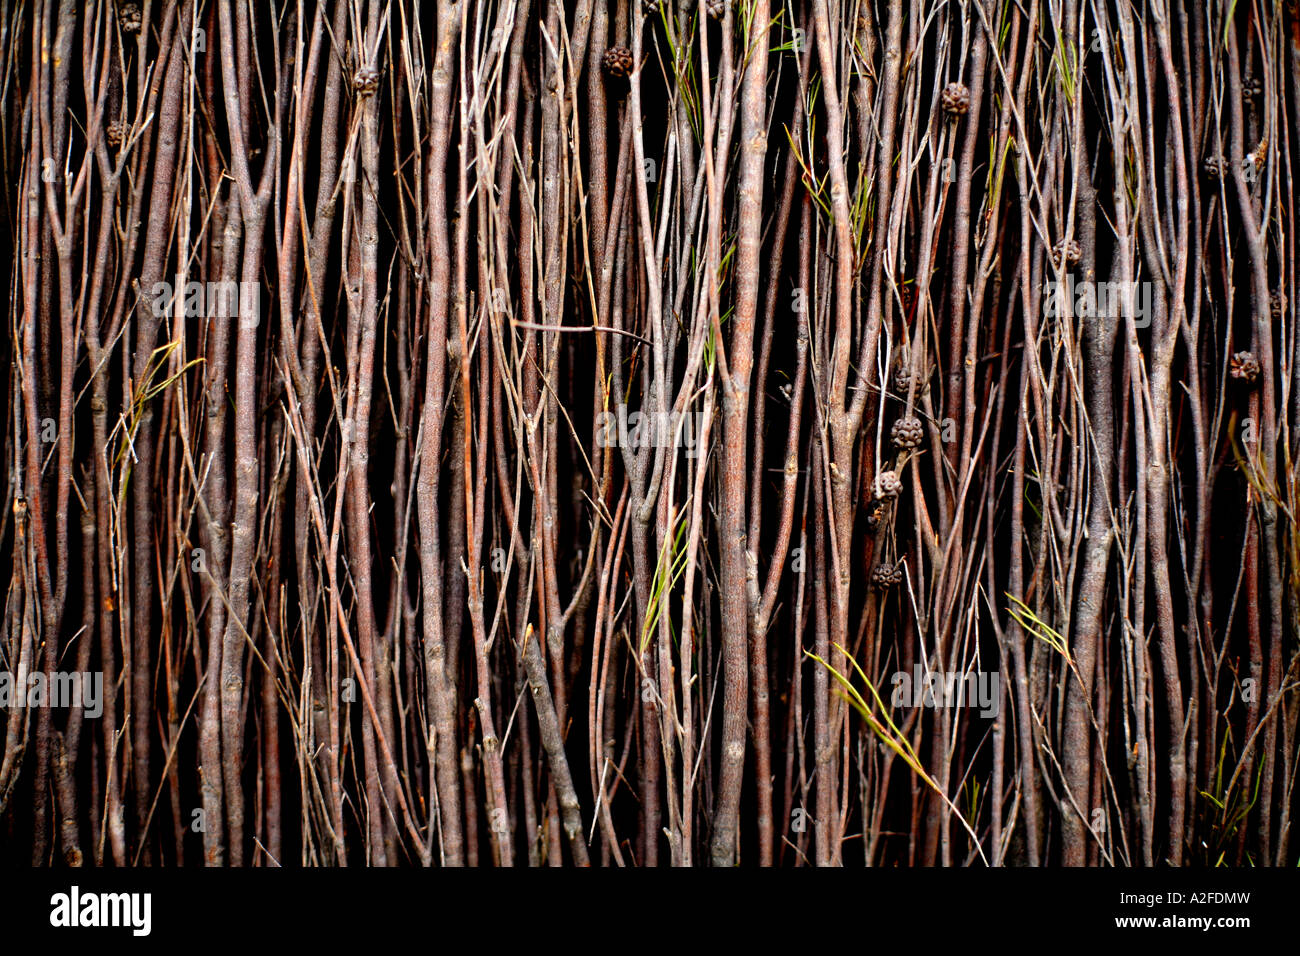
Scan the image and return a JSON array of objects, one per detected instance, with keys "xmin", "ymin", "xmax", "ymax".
[
  {"xmin": 105, "ymin": 121, "xmax": 125, "ymax": 149},
  {"xmin": 602, "ymin": 46, "xmax": 634, "ymax": 79},
  {"xmin": 1052, "ymin": 238, "xmax": 1081, "ymax": 268},
  {"xmin": 892, "ymin": 416, "xmax": 924, "ymax": 450},
  {"xmin": 1203, "ymin": 156, "xmax": 1225, "ymax": 181},
  {"xmin": 873, "ymin": 470, "xmax": 901, "ymax": 500},
  {"xmin": 941, "ymin": 83, "xmax": 971, "ymax": 116},
  {"xmin": 1229, "ymin": 351, "xmax": 1261, "ymax": 383},
  {"xmin": 354, "ymin": 67, "xmax": 380, "ymax": 96},
  {"xmin": 891, "ymin": 351, "xmax": 924, "ymax": 398},
  {"xmin": 872, "ymin": 562, "xmax": 903, "ymax": 589},
  {"xmin": 707, "ymin": 0, "xmax": 730, "ymax": 19},
  {"xmin": 118, "ymin": 2, "xmax": 142, "ymax": 33},
  {"xmin": 1243, "ymin": 73, "xmax": 1263, "ymax": 99}
]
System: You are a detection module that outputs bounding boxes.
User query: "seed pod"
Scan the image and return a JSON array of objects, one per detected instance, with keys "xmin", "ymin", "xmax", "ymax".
[
  {"xmin": 941, "ymin": 82, "xmax": 971, "ymax": 116},
  {"xmin": 1229, "ymin": 351, "xmax": 1261, "ymax": 383},
  {"xmin": 354, "ymin": 67, "xmax": 380, "ymax": 97},
  {"xmin": 643, "ymin": 0, "xmax": 660, "ymax": 13},
  {"xmin": 1242, "ymin": 73, "xmax": 1263, "ymax": 99},
  {"xmin": 891, "ymin": 348, "xmax": 925, "ymax": 398},
  {"xmin": 707, "ymin": 0, "xmax": 731, "ymax": 20},
  {"xmin": 118, "ymin": 1, "xmax": 142, "ymax": 34},
  {"xmin": 891, "ymin": 416, "xmax": 924, "ymax": 451},
  {"xmin": 1052, "ymin": 238, "xmax": 1081, "ymax": 269},
  {"xmin": 873, "ymin": 469, "xmax": 901, "ymax": 501},
  {"xmin": 105, "ymin": 121, "xmax": 126, "ymax": 150},
  {"xmin": 602, "ymin": 46, "xmax": 634, "ymax": 79},
  {"xmin": 1203, "ymin": 155, "xmax": 1225, "ymax": 181},
  {"xmin": 872, "ymin": 562, "xmax": 904, "ymax": 589}
]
